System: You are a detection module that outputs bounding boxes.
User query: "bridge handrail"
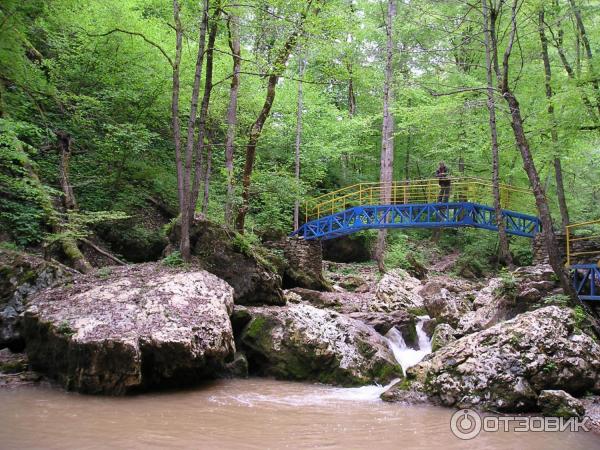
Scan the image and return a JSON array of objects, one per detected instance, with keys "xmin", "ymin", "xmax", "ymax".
[
  {"xmin": 566, "ymin": 219, "xmax": 600, "ymax": 267},
  {"xmin": 303, "ymin": 177, "xmax": 535, "ymax": 222}
]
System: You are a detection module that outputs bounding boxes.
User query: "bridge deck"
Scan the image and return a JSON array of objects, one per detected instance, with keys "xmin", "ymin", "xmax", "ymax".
[{"xmin": 292, "ymin": 202, "xmax": 541, "ymax": 240}]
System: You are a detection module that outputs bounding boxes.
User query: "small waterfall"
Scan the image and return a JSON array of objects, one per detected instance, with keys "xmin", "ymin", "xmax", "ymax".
[{"xmin": 386, "ymin": 316, "xmax": 432, "ymax": 375}]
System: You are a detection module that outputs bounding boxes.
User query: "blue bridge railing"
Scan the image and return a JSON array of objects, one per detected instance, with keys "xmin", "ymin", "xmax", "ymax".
[{"xmin": 291, "ymin": 202, "xmax": 541, "ymax": 240}]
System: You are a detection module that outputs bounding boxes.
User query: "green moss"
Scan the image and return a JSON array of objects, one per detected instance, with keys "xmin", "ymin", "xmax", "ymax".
[
  {"xmin": 407, "ymin": 307, "xmax": 428, "ymax": 316},
  {"xmin": 245, "ymin": 317, "xmax": 268, "ymax": 339},
  {"xmin": 96, "ymin": 267, "xmax": 112, "ymax": 279},
  {"xmin": 56, "ymin": 320, "xmax": 75, "ymax": 337}
]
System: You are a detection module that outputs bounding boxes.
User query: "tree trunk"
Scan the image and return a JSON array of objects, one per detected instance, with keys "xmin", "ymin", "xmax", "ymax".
[
  {"xmin": 54, "ymin": 131, "xmax": 92, "ymax": 274},
  {"xmin": 568, "ymin": 0, "xmax": 600, "ymax": 117},
  {"xmin": 482, "ymin": 0, "xmax": 512, "ymax": 266},
  {"xmin": 293, "ymin": 55, "xmax": 305, "ymax": 230},
  {"xmin": 201, "ymin": 131, "xmax": 212, "ymax": 215},
  {"xmin": 546, "ymin": 3, "xmax": 599, "ymax": 124},
  {"xmin": 235, "ymin": 0, "xmax": 316, "ymax": 232},
  {"xmin": 190, "ymin": 7, "xmax": 219, "ymax": 222},
  {"xmin": 374, "ymin": 0, "xmax": 396, "ymax": 273},
  {"xmin": 171, "ymin": 0, "xmax": 188, "ymax": 258},
  {"xmin": 224, "ymin": 12, "xmax": 241, "ymax": 227},
  {"xmin": 496, "ymin": 0, "xmax": 575, "ymax": 298},
  {"xmin": 539, "ymin": 9, "xmax": 570, "ymax": 231}
]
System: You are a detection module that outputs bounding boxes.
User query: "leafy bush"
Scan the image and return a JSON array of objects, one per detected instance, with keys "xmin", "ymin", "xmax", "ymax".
[{"xmin": 162, "ymin": 250, "xmax": 184, "ymax": 267}]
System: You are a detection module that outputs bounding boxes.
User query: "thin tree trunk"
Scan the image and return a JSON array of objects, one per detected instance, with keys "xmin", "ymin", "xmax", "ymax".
[
  {"xmin": 545, "ymin": 2, "xmax": 599, "ymax": 124},
  {"xmin": 496, "ymin": 0, "xmax": 575, "ymax": 298},
  {"xmin": 374, "ymin": 0, "xmax": 396, "ymax": 273},
  {"xmin": 224, "ymin": 12, "xmax": 241, "ymax": 227},
  {"xmin": 539, "ymin": 9, "xmax": 570, "ymax": 231},
  {"xmin": 202, "ymin": 133, "xmax": 212, "ymax": 214},
  {"xmin": 482, "ymin": 0, "xmax": 512, "ymax": 266},
  {"xmin": 235, "ymin": 0, "xmax": 316, "ymax": 232},
  {"xmin": 171, "ymin": 0, "xmax": 187, "ymax": 258},
  {"xmin": 568, "ymin": 0, "xmax": 600, "ymax": 117},
  {"xmin": 293, "ymin": 55, "xmax": 305, "ymax": 230},
  {"xmin": 55, "ymin": 131, "xmax": 92, "ymax": 273},
  {"xmin": 190, "ymin": 7, "xmax": 220, "ymax": 221}
]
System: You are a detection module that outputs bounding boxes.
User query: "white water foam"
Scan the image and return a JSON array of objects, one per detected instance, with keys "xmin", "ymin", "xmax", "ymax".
[{"xmin": 386, "ymin": 316, "xmax": 432, "ymax": 375}]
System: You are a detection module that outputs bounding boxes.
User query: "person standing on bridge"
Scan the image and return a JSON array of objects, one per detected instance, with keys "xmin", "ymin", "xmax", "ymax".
[{"xmin": 436, "ymin": 161, "xmax": 451, "ymax": 203}]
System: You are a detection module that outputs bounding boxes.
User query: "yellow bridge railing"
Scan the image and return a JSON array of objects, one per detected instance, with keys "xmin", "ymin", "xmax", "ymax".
[
  {"xmin": 304, "ymin": 177, "xmax": 536, "ymax": 222},
  {"xmin": 566, "ymin": 220, "xmax": 600, "ymax": 267}
]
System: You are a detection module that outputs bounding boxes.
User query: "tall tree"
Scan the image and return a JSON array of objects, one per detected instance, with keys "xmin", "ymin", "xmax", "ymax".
[
  {"xmin": 224, "ymin": 11, "xmax": 241, "ymax": 227},
  {"xmin": 172, "ymin": 0, "xmax": 209, "ymax": 260},
  {"xmin": 294, "ymin": 54, "xmax": 306, "ymax": 230},
  {"xmin": 236, "ymin": 0, "xmax": 318, "ymax": 232},
  {"xmin": 374, "ymin": 0, "xmax": 396, "ymax": 273},
  {"xmin": 492, "ymin": 0, "xmax": 575, "ymax": 298},
  {"xmin": 482, "ymin": 0, "xmax": 512, "ymax": 266},
  {"xmin": 539, "ymin": 8, "xmax": 570, "ymax": 231}
]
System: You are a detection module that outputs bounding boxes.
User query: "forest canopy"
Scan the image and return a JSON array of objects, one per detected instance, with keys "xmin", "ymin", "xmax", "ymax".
[{"xmin": 1, "ymin": 0, "xmax": 599, "ymax": 266}]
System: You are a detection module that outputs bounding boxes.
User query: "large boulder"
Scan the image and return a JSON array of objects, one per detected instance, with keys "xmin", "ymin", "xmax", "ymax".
[
  {"xmin": 0, "ymin": 249, "xmax": 73, "ymax": 350},
  {"xmin": 22, "ymin": 264, "xmax": 236, "ymax": 394},
  {"xmin": 409, "ymin": 306, "xmax": 600, "ymax": 412},
  {"xmin": 419, "ymin": 278, "xmax": 473, "ymax": 327},
  {"xmin": 169, "ymin": 219, "xmax": 284, "ymax": 306},
  {"xmin": 538, "ymin": 390, "xmax": 585, "ymax": 418},
  {"xmin": 430, "ymin": 323, "xmax": 457, "ymax": 352},
  {"xmin": 238, "ymin": 303, "xmax": 402, "ymax": 386},
  {"xmin": 372, "ymin": 269, "xmax": 424, "ymax": 313}
]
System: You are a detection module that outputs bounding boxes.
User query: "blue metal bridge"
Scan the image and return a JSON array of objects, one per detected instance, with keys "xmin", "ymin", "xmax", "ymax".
[
  {"xmin": 291, "ymin": 202, "xmax": 541, "ymax": 240},
  {"xmin": 292, "ymin": 178, "xmax": 600, "ymax": 302}
]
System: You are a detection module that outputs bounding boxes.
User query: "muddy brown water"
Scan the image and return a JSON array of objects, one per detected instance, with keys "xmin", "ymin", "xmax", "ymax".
[{"xmin": 0, "ymin": 378, "xmax": 598, "ymax": 449}]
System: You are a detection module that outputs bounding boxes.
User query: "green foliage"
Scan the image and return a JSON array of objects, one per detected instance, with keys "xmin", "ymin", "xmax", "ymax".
[
  {"xmin": 56, "ymin": 320, "xmax": 75, "ymax": 337},
  {"xmin": 96, "ymin": 267, "xmax": 112, "ymax": 279},
  {"xmin": 0, "ymin": 120, "xmax": 55, "ymax": 246},
  {"xmin": 573, "ymin": 305, "xmax": 587, "ymax": 330},
  {"xmin": 543, "ymin": 294, "xmax": 570, "ymax": 307},
  {"xmin": 494, "ymin": 268, "xmax": 518, "ymax": 301},
  {"xmin": 161, "ymin": 250, "xmax": 185, "ymax": 267},
  {"xmin": 384, "ymin": 233, "xmax": 427, "ymax": 271}
]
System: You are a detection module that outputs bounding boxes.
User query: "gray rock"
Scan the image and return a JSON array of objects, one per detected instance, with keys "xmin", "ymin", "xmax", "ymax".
[
  {"xmin": 538, "ymin": 390, "xmax": 585, "ymax": 418},
  {"xmin": 288, "ymin": 287, "xmax": 340, "ymax": 308},
  {"xmin": 169, "ymin": 219, "xmax": 285, "ymax": 306},
  {"xmin": 22, "ymin": 264, "xmax": 236, "ymax": 394},
  {"xmin": 430, "ymin": 323, "xmax": 457, "ymax": 352},
  {"xmin": 380, "ymin": 379, "xmax": 429, "ymax": 404},
  {"xmin": 410, "ymin": 306, "xmax": 600, "ymax": 412},
  {"xmin": 239, "ymin": 303, "xmax": 402, "ymax": 386},
  {"xmin": 373, "ymin": 269, "xmax": 424, "ymax": 313},
  {"xmin": 0, "ymin": 250, "xmax": 73, "ymax": 350},
  {"xmin": 419, "ymin": 279, "xmax": 472, "ymax": 327}
]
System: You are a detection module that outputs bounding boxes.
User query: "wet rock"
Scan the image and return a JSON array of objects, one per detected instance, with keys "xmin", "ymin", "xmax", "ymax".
[
  {"xmin": 220, "ymin": 352, "xmax": 249, "ymax": 378},
  {"xmin": 22, "ymin": 264, "xmax": 236, "ymax": 395},
  {"xmin": 410, "ymin": 306, "xmax": 600, "ymax": 412},
  {"xmin": 239, "ymin": 303, "xmax": 402, "ymax": 386},
  {"xmin": 430, "ymin": 323, "xmax": 457, "ymax": 352},
  {"xmin": 538, "ymin": 390, "xmax": 585, "ymax": 418},
  {"xmin": 0, "ymin": 249, "xmax": 73, "ymax": 350},
  {"xmin": 169, "ymin": 219, "xmax": 284, "ymax": 306},
  {"xmin": 373, "ymin": 269, "xmax": 424, "ymax": 313},
  {"xmin": 288, "ymin": 288, "xmax": 340, "ymax": 308},
  {"xmin": 380, "ymin": 379, "xmax": 429, "ymax": 404},
  {"xmin": 346, "ymin": 310, "xmax": 417, "ymax": 345}
]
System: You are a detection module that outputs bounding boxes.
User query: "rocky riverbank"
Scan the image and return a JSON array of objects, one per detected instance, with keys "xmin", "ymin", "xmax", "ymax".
[{"xmin": 1, "ymin": 245, "xmax": 599, "ymax": 425}]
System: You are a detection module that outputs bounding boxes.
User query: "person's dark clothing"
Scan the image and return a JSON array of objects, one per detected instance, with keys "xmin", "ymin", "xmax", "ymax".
[{"xmin": 436, "ymin": 165, "xmax": 451, "ymax": 203}]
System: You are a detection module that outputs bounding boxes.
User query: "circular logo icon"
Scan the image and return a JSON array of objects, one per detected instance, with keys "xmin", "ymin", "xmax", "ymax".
[{"xmin": 450, "ymin": 409, "xmax": 482, "ymax": 440}]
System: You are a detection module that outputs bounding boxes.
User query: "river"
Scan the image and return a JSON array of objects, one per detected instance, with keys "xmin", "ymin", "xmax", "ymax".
[{"xmin": 0, "ymin": 378, "xmax": 597, "ymax": 449}]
